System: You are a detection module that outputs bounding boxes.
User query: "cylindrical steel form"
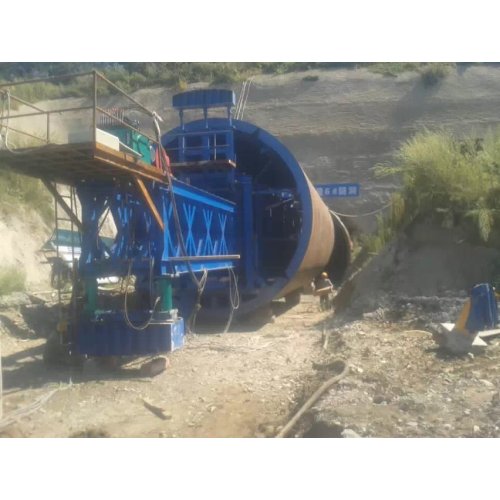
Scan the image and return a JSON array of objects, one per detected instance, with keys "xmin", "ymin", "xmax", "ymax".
[{"xmin": 163, "ymin": 118, "xmax": 350, "ymax": 317}]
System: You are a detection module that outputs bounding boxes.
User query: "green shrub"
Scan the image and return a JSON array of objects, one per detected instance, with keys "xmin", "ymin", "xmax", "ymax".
[
  {"xmin": 366, "ymin": 128, "xmax": 500, "ymax": 253},
  {"xmin": 176, "ymin": 78, "xmax": 188, "ymax": 91},
  {"xmin": 128, "ymin": 72, "xmax": 147, "ymax": 88},
  {"xmin": 0, "ymin": 266, "xmax": 26, "ymax": 295},
  {"xmin": 0, "ymin": 63, "xmax": 367, "ymax": 102},
  {"xmin": 0, "ymin": 62, "xmax": 459, "ymax": 102},
  {"xmin": 11, "ymin": 81, "xmax": 63, "ymax": 102},
  {"xmin": 367, "ymin": 62, "xmax": 454, "ymax": 83},
  {"xmin": 0, "ymin": 170, "xmax": 53, "ymax": 224},
  {"xmin": 63, "ymin": 78, "xmax": 93, "ymax": 98},
  {"xmin": 419, "ymin": 63, "xmax": 453, "ymax": 87},
  {"xmin": 369, "ymin": 62, "xmax": 421, "ymax": 77},
  {"xmin": 211, "ymin": 65, "xmax": 241, "ymax": 85}
]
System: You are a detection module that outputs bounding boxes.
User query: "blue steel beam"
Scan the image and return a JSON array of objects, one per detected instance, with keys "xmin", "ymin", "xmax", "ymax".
[{"xmin": 77, "ymin": 178, "xmax": 238, "ymax": 279}]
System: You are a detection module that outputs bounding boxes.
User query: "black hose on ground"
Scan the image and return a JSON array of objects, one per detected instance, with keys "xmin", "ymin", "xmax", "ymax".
[{"xmin": 275, "ymin": 359, "xmax": 349, "ymax": 438}]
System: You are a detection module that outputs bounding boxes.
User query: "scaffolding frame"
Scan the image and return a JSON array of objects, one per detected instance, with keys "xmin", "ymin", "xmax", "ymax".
[{"xmin": 0, "ymin": 70, "xmax": 169, "ymax": 186}]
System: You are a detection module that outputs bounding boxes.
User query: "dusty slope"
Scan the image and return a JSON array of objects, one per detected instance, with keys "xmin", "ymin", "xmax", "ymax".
[
  {"xmin": 0, "ymin": 207, "xmax": 51, "ymax": 289},
  {"xmin": 30, "ymin": 64, "xmax": 500, "ymax": 234},
  {"xmin": 306, "ymin": 316, "xmax": 500, "ymax": 438},
  {"xmin": 335, "ymin": 222, "xmax": 500, "ymax": 317},
  {"xmin": 5, "ymin": 65, "xmax": 500, "ymax": 288},
  {"xmin": 244, "ymin": 65, "xmax": 500, "ymax": 230}
]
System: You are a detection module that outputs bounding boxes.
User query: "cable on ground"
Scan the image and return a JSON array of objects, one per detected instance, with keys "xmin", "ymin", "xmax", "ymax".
[{"xmin": 275, "ymin": 359, "xmax": 348, "ymax": 438}]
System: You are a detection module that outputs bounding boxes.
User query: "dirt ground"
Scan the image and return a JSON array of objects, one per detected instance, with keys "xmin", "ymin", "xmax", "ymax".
[
  {"xmin": 0, "ymin": 296, "xmax": 333, "ymax": 438},
  {"xmin": 3, "ymin": 288, "xmax": 500, "ymax": 438},
  {"xmin": 306, "ymin": 318, "xmax": 500, "ymax": 438},
  {"xmin": 5, "ymin": 65, "xmax": 500, "ymax": 439}
]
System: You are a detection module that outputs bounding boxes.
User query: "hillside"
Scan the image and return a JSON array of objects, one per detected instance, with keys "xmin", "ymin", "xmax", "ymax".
[
  {"xmin": 3, "ymin": 64, "xmax": 500, "ymax": 288},
  {"xmin": 4, "ymin": 64, "xmax": 500, "ymax": 440}
]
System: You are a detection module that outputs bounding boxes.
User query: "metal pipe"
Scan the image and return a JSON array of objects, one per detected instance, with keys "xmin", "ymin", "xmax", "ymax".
[
  {"xmin": 42, "ymin": 180, "xmax": 84, "ymax": 231},
  {"xmin": 166, "ymin": 255, "xmax": 240, "ymax": 262},
  {"xmin": 93, "ymin": 71, "xmax": 97, "ymax": 145},
  {"xmin": 84, "ymin": 279, "xmax": 98, "ymax": 314},
  {"xmin": 0, "ymin": 106, "xmax": 94, "ymax": 121},
  {"xmin": 158, "ymin": 277, "xmax": 173, "ymax": 312},
  {"xmin": 0, "ymin": 91, "xmax": 47, "ymax": 112},
  {"xmin": 0, "ymin": 124, "xmax": 47, "ymax": 143}
]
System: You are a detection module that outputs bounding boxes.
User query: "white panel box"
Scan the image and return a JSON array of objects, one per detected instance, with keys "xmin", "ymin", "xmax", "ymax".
[{"xmin": 67, "ymin": 128, "xmax": 120, "ymax": 151}]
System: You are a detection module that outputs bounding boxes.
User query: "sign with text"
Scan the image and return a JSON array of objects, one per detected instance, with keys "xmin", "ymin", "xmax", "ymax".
[{"xmin": 315, "ymin": 183, "xmax": 360, "ymax": 198}]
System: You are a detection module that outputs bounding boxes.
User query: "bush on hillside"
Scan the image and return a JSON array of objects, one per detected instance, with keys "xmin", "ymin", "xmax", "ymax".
[
  {"xmin": 369, "ymin": 62, "xmax": 421, "ymax": 77},
  {"xmin": 364, "ymin": 128, "xmax": 500, "ymax": 254},
  {"xmin": 0, "ymin": 63, "xmax": 360, "ymax": 103},
  {"xmin": 419, "ymin": 63, "xmax": 453, "ymax": 87},
  {"xmin": 0, "ymin": 266, "xmax": 26, "ymax": 295},
  {"xmin": 0, "ymin": 170, "xmax": 53, "ymax": 224}
]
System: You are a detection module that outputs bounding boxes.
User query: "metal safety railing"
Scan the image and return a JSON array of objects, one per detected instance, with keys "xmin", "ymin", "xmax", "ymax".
[
  {"xmin": 0, "ymin": 70, "xmax": 164, "ymax": 156},
  {"xmin": 167, "ymin": 129, "xmax": 235, "ymax": 163}
]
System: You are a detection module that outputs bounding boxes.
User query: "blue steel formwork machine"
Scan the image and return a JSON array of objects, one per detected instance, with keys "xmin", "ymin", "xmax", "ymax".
[
  {"xmin": 162, "ymin": 89, "xmax": 351, "ymax": 319},
  {"xmin": 0, "ymin": 72, "xmax": 351, "ymax": 362}
]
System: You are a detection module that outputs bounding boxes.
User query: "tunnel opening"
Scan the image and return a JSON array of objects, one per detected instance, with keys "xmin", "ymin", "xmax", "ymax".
[{"xmin": 323, "ymin": 211, "xmax": 352, "ymax": 285}]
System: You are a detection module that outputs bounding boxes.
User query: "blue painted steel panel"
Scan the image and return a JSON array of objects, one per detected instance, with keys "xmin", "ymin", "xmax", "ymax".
[
  {"xmin": 161, "ymin": 179, "xmax": 238, "ymax": 275},
  {"xmin": 466, "ymin": 283, "xmax": 498, "ymax": 332},
  {"xmin": 171, "ymin": 90, "xmax": 236, "ymax": 163},
  {"xmin": 171, "ymin": 181, "xmax": 236, "ymax": 212},
  {"xmin": 173, "ymin": 89, "xmax": 235, "ymax": 110},
  {"xmin": 76, "ymin": 178, "xmax": 237, "ymax": 280},
  {"xmin": 162, "ymin": 118, "xmax": 315, "ymax": 309},
  {"xmin": 239, "ymin": 175, "xmax": 255, "ymax": 289},
  {"xmin": 77, "ymin": 313, "xmax": 184, "ymax": 356},
  {"xmin": 174, "ymin": 129, "xmax": 235, "ymax": 163}
]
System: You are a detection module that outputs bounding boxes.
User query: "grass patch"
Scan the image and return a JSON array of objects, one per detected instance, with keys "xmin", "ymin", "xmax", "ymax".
[
  {"xmin": 0, "ymin": 266, "xmax": 26, "ymax": 295},
  {"xmin": 419, "ymin": 63, "xmax": 454, "ymax": 87},
  {"xmin": 0, "ymin": 170, "xmax": 53, "ymax": 224},
  {"xmin": 6, "ymin": 82, "xmax": 65, "ymax": 106},
  {"xmin": 6, "ymin": 62, "xmax": 458, "ymax": 102},
  {"xmin": 210, "ymin": 64, "xmax": 244, "ymax": 85},
  {"xmin": 369, "ymin": 62, "xmax": 421, "ymax": 77},
  {"xmin": 367, "ymin": 62, "xmax": 455, "ymax": 84},
  {"xmin": 364, "ymin": 128, "xmax": 500, "ymax": 255},
  {"xmin": 0, "ymin": 135, "xmax": 54, "ymax": 224},
  {"xmin": 0, "ymin": 63, "xmax": 362, "ymax": 102}
]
